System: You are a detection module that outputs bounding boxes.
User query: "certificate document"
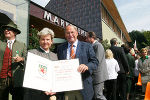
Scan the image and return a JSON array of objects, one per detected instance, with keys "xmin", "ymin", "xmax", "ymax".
[{"xmin": 23, "ymin": 52, "xmax": 83, "ymax": 92}]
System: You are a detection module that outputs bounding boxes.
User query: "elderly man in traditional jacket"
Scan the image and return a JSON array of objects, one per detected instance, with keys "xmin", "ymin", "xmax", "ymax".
[{"xmin": 0, "ymin": 22, "xmax": 27, "ymax": 100}]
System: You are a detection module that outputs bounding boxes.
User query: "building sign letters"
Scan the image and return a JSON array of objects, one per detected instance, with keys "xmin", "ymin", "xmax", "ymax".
[{"xmin": 43, "ymin": 11, "xmax": 86, "ymax": 37}]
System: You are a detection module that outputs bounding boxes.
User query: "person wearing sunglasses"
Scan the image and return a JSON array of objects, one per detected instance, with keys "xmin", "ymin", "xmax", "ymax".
[{"xmin": 0, "ymin": 21, "xmax": 27, "ymax": 100}]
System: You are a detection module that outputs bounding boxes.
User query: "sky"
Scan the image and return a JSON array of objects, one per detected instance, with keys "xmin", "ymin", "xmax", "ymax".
[
  {"xmin": 31, "ymin": 0, "xmax": 150, "ymax": 32},
  {"xmin": 114, "ymin": 0, "xmax": 150, "ymax": 32},
  {"xmin": 31, "ymin": 0, "xmax": 50, "ymax": 7}
]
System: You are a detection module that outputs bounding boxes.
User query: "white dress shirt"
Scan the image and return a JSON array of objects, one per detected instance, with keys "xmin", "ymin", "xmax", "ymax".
[
  {"xmin": 66, "ymin": 40, "xmax": 78, "ymax": 59},
  {"xmin": 7, "ymin": 39, "xmax": 15, "ymax": 50},
  {"xmin": 106, "ymin": 58, "xmax": 120, "ymax": 80}
]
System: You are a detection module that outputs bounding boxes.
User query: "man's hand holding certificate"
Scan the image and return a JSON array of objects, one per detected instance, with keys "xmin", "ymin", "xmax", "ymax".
[{"xmin": 23, "ymin": 52, "xmax": 83, "ymax": 92}]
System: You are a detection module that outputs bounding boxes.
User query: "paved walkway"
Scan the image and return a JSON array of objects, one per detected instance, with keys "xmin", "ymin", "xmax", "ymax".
[
  {"xmin": 130, "ymin": 86, "xmax": 145, "ymax": 100},
  {"xmin": 8, "ymin": 87, "xmax": 145, "ymax": 100}
]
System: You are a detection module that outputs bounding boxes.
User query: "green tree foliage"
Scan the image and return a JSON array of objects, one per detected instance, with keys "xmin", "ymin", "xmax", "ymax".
[
  {"xmin": 101, "ymin": 39, "xmax": 110, "ymax": 51},
  {"xmin": 28, "ymin": 26, "xmax": 39, "ymax": 50},
  {"xmin": 143, "ymin": 31, "xmax": 150, "ymax": 46},
  {"xmin": 129, "ymin": 30, "xmax": 147, "ymax": 50}
]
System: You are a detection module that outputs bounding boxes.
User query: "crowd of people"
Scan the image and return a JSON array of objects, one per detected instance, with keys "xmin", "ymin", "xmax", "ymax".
[{"xmin": 0, "ymin": 21, "xmax": 150, "ymax": 100}]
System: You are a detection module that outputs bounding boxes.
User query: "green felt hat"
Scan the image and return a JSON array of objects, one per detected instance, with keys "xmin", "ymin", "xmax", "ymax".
[{"xmin": 1, "ymin": 21, "xmax": 21, "ymax": 34}]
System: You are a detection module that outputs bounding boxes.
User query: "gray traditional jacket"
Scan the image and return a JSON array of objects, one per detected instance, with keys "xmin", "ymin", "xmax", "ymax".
[{"xmin": 138, "ymin": 56, "xmax": 150, "ymax": 84}]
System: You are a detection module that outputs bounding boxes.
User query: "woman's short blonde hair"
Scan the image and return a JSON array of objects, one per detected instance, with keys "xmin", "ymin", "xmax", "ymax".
[
  {"xmin": 105, "ymin": 49, "xmax": 114, "ymax": 59},
  {"xmin": 140, "ymin": 48, "xmax": 148, "ymax": 53},
  {"xmin": 37, "ymin": 27, "xmax": 55, "ymax": 39}
]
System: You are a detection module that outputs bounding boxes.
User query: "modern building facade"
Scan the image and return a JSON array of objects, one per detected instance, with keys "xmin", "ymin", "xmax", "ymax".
[
  {"xmin": 29, "ymin": 1, "xmax": 88, "ymax": 45},
  {"xmin": 45, "ymin": 0, "xmax": 102, "ymax": 39},
  {"xmin": 101, "ymin": 0, "xmax": 131, "ymax": 45},
  {"xmin": 45, "ymin": 0, "xmax": 131, "ymax": 45}
]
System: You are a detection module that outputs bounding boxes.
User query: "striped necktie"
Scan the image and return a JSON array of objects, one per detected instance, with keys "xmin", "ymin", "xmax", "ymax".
[{"xmin": 70, "ymin": 44, "xmax": 75, "ymax": 59}]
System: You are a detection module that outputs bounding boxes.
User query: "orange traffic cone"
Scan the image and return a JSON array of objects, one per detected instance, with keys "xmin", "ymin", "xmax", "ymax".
[
  {"xmin": 144, "ymin": 82, "xmax": 150, "ymax": 100},
  {"xmin": 136, "ymin": 73, "xmax": 142, "ymax": 86}
]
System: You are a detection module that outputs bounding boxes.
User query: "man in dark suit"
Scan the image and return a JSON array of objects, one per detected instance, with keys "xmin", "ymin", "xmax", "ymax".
[
  {"xmin": 86, "ymin": 32, "xmax": 108, "ymax": 100},
  {"xmin": 0, "ymin": 22, "xmax": 27, "ymax": 100},
  {"xmin": 57, "ymin": 25, "xmax": 98, "ymax": 100},
  {"xmin": 110, "ymin": 38, "xmax": 129, "ymax": 100}
]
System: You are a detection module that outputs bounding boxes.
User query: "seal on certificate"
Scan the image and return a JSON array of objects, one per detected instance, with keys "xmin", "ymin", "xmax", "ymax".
[{"xmin": 38, "ymin": 64, "xmax": 47, "ymax": 77}]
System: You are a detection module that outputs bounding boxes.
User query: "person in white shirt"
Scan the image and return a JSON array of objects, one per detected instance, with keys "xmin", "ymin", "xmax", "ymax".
[
  {"xmin": 134, "ymin": 55, "xmax": 140, "ymax": 78},
  {"xmin": 105, "ymin": 49, "xmax": 120, "ymax": 100}
]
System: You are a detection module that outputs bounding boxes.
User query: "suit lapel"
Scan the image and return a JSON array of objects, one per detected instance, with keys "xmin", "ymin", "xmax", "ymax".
[
  {"xmin": 0, "ymin": 41, "xmax": 7, "ymax": 67},
  {"xmin": 76, "ymin": 41, "xmax": 81, "ymax": 58},
  {"xmin": 12, "ymin": 40, "xmax": 18, "ymax": 57},
  {"xmin": 37, "ymin": 47, "xmax": 45, "ymax": 53},
  {"xmin": 62, "ymin": 42, "xmax": 68, "ymax": 59},
  {"xmin": 0, "ymin": 41, "xmax": 7, "ymax": 55},
  {"xmin": 12, "ymin": 40, "xmax": 22, "ymax": 58}
]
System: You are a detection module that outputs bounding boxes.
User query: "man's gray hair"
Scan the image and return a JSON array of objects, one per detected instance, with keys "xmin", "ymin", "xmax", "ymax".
[
  {"xmin": 65, "ymin": 24, "xmax": 77, "ymax": 32},
  {"xmin": 37, "ymin": 27, "xmax": 55, "ymax": 39}
]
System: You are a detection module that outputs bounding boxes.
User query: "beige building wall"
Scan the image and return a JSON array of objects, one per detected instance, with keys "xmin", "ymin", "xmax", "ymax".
[
  {"xmin": 0, "ymin": 0, "xmax": 16, "ymax": 21},
  {"xmin": 0, "ymin": 0, "xmax": 29, "ymax": 45},
  {"xmin": 16, "ymin": 2, "xmax": 29, "ymax": 44},
  {"xmin": 102, "ymin": 20, "xmax": 124, "ymax": 46}
]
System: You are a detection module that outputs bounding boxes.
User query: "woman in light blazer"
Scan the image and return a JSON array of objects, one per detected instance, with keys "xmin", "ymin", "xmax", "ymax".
[
  {"xmin": 138, "ymin": 48, "xmax": 150, "ymax": 92},
  {"xmin": 24, "ymin": 28, "xmax": 58, "ymax": 100}
]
